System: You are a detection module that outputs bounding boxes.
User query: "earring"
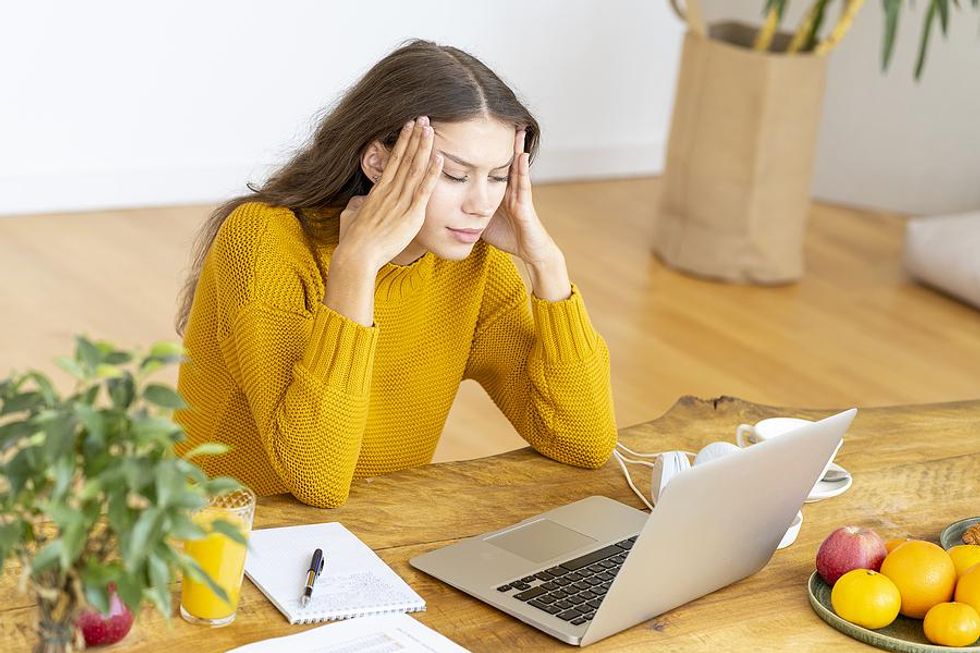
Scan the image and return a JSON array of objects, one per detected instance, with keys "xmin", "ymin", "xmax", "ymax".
[{"xmin": 372, "ymin": 175, "xmax": 379, "ymax": 182}]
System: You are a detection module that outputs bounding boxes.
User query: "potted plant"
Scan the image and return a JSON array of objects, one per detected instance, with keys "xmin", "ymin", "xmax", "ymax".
[
  {"xmin": 655, "ymin": 0, "xmax": 979, "ymax": 283},
  {"xmin": 0, "ymin": 336, "xmax": 246, "ymax": 652}
]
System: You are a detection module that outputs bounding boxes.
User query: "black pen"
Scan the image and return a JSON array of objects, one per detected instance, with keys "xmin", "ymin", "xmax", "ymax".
[{"xmin": 299, "ymin": 548, "xmax": 324, "ymax": 607}]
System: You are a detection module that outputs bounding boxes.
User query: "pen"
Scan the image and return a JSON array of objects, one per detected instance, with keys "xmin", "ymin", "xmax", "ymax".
[{"xmin": 299, "ymin": 548, "xmax": 323, "ymax": 607}]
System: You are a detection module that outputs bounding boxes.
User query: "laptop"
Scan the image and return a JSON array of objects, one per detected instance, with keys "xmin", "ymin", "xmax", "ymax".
[{"xmin": 410, "ymin": 408, "xmax": 856, "ymax": 646}]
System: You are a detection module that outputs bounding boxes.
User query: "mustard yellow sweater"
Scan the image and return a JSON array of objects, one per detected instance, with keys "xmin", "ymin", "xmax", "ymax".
[{"xmin": 175, "ymin": 201, "xmax": 617, "ymax": 508}]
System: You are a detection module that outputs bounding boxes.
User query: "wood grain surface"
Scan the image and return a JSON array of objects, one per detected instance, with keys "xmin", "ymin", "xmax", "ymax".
[{"xmin": 2, "ymin": 395, "xmax": 978, "ymax": 651}]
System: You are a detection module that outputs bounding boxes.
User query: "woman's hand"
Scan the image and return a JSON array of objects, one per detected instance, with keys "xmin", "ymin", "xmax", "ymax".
[
  {"xmin": 481, "ymin": 128, "xmax": 572, "ymax": 301},
  {"xmin": 480, "ymin": 129, "xmax": 560, "ymax": 266},
  {"xmin": 335, "ymin": 116, "xmax": 443, "ymax": 272}
]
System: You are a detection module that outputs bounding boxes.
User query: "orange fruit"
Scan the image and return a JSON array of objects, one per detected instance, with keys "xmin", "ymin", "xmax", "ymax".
[
  {"xmin": 955, "ymin": 563, "xmax": 980, "ymax": 615},
  {"xmin": 830, "ymin": 569, "xmax": 902, "ymax": 629},
  {"xmin": 885, "ymin": 537, "xmax": 913, "ymax": 554},
  {"xmin": 922, "ymin": 602, "xmax": 980, "ymax": 647},
  {"xmin": 949, "ymin": 545, "xmax": 980, "ymax": 579},
  {"xmin": 879, "ymin": 540, "xmax": 957, "ymax": 618}
]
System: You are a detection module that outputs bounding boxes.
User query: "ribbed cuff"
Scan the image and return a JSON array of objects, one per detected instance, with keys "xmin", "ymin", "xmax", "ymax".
[
  {"xmin": 301, "ymin": 303, "xmax": 379, "ymax": 395},
  {"xmin": 530, "ymin": 283, "xmax": 600, "ymax": 362}
]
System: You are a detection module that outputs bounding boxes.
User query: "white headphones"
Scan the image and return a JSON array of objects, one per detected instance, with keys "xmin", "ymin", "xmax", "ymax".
[
  {"xmin": 612, "ymin": 440, "xmax": 803, "ymax": 549},
  {"xmin": 612, "ymin": 441, "xmax": 741, "ymax": 511}
]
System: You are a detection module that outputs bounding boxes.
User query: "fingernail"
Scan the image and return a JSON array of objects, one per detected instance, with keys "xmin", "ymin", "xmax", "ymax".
[
  {"xmin": 423, "ymin": 125, "xmax": 433, "ymax": 136},
  {"xmin": 419, "ymin": 116, "xmax": 429, "ymax": 126},
  {"xmin": 404, "ymin": 120, "xmax": 414, "ymax": 130}
]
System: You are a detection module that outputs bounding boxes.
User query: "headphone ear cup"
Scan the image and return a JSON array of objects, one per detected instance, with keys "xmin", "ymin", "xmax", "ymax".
[
  {"xmin": 650, "ymin": 451, "xmax": 692, "ymax": 503},
  {"xmin": 693, "ymin": 441, "xmax": 742, "ymax": 467}
]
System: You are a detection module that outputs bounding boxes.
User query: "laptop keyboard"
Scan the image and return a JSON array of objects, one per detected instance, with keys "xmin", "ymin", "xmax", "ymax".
[{"xmin": 495, "ymin": 535, "xmax": 637, "ymax": 626}]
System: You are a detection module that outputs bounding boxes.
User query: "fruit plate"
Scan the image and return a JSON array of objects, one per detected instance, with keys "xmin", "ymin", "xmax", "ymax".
[
  {"xmin": 808, "ymin": 571, "xmax": 980, "ymax": 652},
  {"xmin": 940, "ymin": 517, "xmax": 980, "ymax": 550}
]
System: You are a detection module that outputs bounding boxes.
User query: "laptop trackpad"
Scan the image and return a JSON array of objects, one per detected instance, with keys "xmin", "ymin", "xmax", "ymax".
[{"xmin": 484, "ymin": 519, "xmax": 597, "ymax": 563}]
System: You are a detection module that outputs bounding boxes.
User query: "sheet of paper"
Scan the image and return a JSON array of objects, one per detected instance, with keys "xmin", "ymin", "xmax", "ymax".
[{"xmin": 226, "ymin": 613, "xmax": 470, "ymax": 653}]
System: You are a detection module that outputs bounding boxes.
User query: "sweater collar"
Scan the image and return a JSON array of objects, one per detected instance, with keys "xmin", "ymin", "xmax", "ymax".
[{"xmin": 374, "ymin": 250, "xmax": 435, "ymax": 301}]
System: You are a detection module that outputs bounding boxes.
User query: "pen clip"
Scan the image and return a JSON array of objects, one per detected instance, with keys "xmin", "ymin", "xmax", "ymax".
[{"xmin": 316, "ymin": 555, "xmax": 324, "ymax": 577}]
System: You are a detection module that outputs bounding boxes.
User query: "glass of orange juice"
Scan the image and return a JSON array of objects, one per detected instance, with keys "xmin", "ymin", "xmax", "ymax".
[{"xmin": 179, "ymin": 488, "xmax": 256, "ymax": 626}]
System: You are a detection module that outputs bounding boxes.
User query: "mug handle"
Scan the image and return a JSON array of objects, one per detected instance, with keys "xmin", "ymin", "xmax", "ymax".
[{"xmin": 736, "ymin": 424, "xmax": 755, "ymax": 448}]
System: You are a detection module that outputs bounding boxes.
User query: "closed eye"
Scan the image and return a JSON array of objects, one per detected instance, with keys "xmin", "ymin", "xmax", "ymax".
[{"xmin": 443, "ymin": 172, "xmax": 510, "ymax": 183}]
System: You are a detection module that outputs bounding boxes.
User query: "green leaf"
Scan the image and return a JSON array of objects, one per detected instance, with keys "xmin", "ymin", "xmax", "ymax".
[
  {"xmin": 75, "ymin": 336, "xmax": 103, "ymax": 373},
  {"xmin": 104, "ymin": 351, "xmax": 133, "ymax": 365},
  {"xmin": 55, "ymin": 356, "xmax": 87, "ymax": 381},
  {"xmin": 206, "ymin": 476, "xmax": 243, "ymax": 497},
  {"xmin": 882, "ymin": 0, "xmax": 902, "ymax": 71},
  {"xmin": 138, "ymin": 359, "xmax": 165, "ymax": 376},
  {"xmin": 32, "ymin": 539, "xmax": 64, "ymax": 576},
  {"xmin": 915, "ymin": 1, "xmax": 938, "ymax": 80},
  {"xmin": 149, "ymin": 341, "xmax": 185, "ymax": 360},
  {"xmin": 177, "ymin": 552, "xmax": 229, "ymax": 605},
  {"xmin": 937, "ymin": 0, "xmax": 950, "ymax": 34},
  {"xmin": 126, "ymin": 508, "xmax": 161, "ymax": 570},
  {"xmin": 143, "ymin": 384, "xmax": 188, "ymax": 410},
  {"xmin": 6, "ymin": 445, "xmax": 41, "ymax": 496},
  {"xmin": 181, "ymin": 442, "xmax": 230, "ymax": 460},
  {"xmin": 42, "ymin": 412, "xmax": 77, "ymax": 463},
  {"xmin": 154, "ymin": 463, "xmax": 181, "ymax": 507},
  {"xmin": 115, "ymin": 568, "xmax": 144, "ymax": 615},
  {"xmin": 0, "ymin": 420, "xmax": 36, "ymax": 452},
  {"xmin": 132, "ymin": 415, "xmax": 181, "ymax": 446},
  {"xmin": 166, "ymin": 513, "xmax": 207, "ymax": 540},
  {"xmin": 23, "ymin": 372, "xmax": 58, "ymax": 407},
  {"xmin": 107, "ymin": 373, "xmax": 135, "ymax": 410},
  {"xmin": 1, "ymin": 391, "xmax": 44, "ymax": 416},
  {"xmin": 51, "ymin": 454, "xmax": 76, "ymax": 500},
  {"xmin": 147, "ymin": 551, "xmax": 172, "ymax": 617},
  {"xmin": 210, "ymin": 518, "xmax": 248, "ymax": 547},
  {"xmin": 75, "ymin": 404, "xmax": 106, "ymax": 446},
  {"xmin": 0, "ymin": 518, "xmax": 28, "ymax": 570},
  {"xmin": 81, "ymin": 573, "xmax": 111, "ymax": 615},
  {"xmin": 95, "ymin": 364, "xmax": 124, "ymax": 379}
]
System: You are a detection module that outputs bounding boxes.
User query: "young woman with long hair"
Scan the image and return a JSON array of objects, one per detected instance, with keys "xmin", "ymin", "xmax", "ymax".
[{"xmin": 173, "ymin": 39, "xmax": 617, "ymax": 508}]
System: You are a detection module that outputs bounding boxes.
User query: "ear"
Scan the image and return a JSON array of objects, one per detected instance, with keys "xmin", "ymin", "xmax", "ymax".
[{"xmin": 360, "ymin": 140, "xmax": 389, "ymax": 183}]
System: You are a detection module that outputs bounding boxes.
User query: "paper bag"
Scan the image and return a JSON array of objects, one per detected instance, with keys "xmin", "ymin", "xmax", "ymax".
[{"xmin": 653, "ymin": 23, "xmax": 828, "ymax": 283}]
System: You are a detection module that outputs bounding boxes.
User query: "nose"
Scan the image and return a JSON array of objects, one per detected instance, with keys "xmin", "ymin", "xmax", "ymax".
[{"xmin": 462, "ymin": 179, "xmax": 496, "ymax": 219}]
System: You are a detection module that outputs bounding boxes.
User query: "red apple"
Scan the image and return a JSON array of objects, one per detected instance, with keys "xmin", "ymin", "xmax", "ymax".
[
  {"xmin": 816, "ymin": 526, "xmax": 888, "ymax": 586},
  {"xmin": 76, "ymin": 582, "xmax": 134, "ymax": 647}
]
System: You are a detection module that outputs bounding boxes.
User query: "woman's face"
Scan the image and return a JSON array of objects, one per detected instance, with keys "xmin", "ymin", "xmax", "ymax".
[{"xmin": 392, "ymin": 116, "xmax": 516, "ymax": 265}]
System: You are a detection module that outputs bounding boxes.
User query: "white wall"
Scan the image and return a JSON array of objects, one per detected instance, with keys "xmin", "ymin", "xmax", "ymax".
[
  {"xmin": 0, "ymin": 0, "xmax": 684, "ymax": 216},
  {"xmin": 4, "ymin": 2, "xmax": 978, "ymax": 218}
]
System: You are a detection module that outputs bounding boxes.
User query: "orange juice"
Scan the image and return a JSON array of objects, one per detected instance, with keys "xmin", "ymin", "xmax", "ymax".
[{"xmin": 180, "ymin": 508, "xmax": 250, "ymax": 623}]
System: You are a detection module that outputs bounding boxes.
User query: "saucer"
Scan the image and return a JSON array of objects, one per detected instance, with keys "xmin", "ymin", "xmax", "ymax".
[{"xmin": 804, "ymin": 462, "xmax": 852, "ymax": 503}]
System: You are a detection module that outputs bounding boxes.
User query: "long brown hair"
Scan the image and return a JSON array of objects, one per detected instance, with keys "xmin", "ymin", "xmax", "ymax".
[{"xmin": 175, "ymin": 38, "xmax": 541, "ymax": 336}]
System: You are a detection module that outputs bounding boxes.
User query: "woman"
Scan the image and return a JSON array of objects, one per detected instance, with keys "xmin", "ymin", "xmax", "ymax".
[{"xmin": 174, "ymin": 39, "xmax": 617, "ymax": 508}]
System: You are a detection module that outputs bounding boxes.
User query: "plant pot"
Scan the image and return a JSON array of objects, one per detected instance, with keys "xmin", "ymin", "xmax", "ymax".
[{"xmin": 653, "ymin": 22, "xmax": 828, "ymax": 283}]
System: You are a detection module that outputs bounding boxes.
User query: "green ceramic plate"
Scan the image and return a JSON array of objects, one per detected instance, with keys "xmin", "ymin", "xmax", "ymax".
[
  {"xmin": 940, "ymin": 517, "xmax": 980, "ymax": 550},
  {"xmin": 808, "ymin": 571, "xmax": 980, "ymax": 652}
]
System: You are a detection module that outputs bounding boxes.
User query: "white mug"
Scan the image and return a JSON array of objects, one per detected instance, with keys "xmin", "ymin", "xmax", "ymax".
[{"xmin": 736, "ymin": 417, "xmax": 843, "ymax": 481}]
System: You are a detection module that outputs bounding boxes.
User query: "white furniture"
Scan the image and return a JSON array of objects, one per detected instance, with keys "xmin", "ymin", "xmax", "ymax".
[{"xmin": 904, "ymin": 211, "xmax": 980, "ymax": 309}]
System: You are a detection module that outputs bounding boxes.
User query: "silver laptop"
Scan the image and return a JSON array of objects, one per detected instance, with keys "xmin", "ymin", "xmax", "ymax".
[{"xmin": 410, "ymin": 409, "xmax": 856, "ymax": 646}]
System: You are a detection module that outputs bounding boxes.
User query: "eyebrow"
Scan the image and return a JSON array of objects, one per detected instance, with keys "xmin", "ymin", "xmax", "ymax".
[{"xmin": 437, "ymin": 150, "xmax": 513, "ymax": 171}]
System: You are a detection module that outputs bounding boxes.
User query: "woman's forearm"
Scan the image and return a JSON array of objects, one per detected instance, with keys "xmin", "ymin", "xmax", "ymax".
[
  {"xmin": 322, "ymin": 247, "xmax": 378, "ymax": 327},
  {"xmin": 525, "ymin": 248, "xmax": 572, "ymax": 302}
]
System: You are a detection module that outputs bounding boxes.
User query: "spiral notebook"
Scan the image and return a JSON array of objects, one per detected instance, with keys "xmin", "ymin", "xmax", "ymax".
[{"xmin": 244, "ymin": 522, "xmax": 425, "ymax": 624}]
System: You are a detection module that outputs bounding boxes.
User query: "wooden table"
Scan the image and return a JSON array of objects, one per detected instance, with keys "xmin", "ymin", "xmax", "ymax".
[{"xmin": 3, "ymin": 396, "xmax": 979, "ymax": 651}]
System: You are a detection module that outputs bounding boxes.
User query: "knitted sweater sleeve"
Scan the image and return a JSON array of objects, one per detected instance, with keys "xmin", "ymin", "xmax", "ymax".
[
  {"xmin": 463, "ymin": 249, "xmax": 618, "ymax": 468},
  {"xmin": 220, "ymin": 302, "xmax": 377, "ymax": 508},
  {"xmin": 214, "ymin": 206, "xmax": 379, "ymax": 508}
]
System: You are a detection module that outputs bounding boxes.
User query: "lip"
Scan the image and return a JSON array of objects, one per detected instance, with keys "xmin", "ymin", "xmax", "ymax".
[{"xmin": 447, "ymin": 227, "xmax": 483, "ymax": 243}]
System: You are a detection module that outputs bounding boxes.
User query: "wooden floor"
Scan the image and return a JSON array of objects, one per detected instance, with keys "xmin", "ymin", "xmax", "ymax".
[{"xmin": 2, "ymin": 177, "xmax": 978, "ymax": 463}]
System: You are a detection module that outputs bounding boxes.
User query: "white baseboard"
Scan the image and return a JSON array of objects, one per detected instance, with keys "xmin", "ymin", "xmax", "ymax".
[{"xmin": 0, "ymin": 142, "xmax": 666, "ymax": 217}]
